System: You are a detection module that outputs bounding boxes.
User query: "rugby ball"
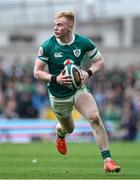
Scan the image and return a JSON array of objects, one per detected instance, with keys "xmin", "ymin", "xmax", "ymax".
[{"xmin": 64, "ymin": 63, "xmax": 82, "ymax": 90}]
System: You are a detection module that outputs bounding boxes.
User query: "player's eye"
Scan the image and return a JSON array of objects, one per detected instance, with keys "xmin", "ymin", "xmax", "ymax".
[{"xmin": 57, "ymin": 23, "xmax": 63, "ymax": 27}]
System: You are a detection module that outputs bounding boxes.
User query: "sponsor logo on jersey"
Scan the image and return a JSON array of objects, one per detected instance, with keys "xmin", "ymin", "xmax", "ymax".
[
  {"xmin": 73, "ymin": 49, "xmax": 81, "ymax": 57},
  {"xmin": 54, "ymin": 52, "xmax": 63, "ymax": 58}
]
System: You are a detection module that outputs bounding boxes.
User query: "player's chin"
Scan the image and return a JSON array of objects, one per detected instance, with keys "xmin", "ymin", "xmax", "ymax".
[{"xmin": 54, "ymin": 33, "xmax": 60, "ymax": 38}]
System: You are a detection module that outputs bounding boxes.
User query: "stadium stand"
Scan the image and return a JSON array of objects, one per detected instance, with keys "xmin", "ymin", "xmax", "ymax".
[{"xmin": 0, "ymin": 0, "xmax": 140, "ymax": 142}]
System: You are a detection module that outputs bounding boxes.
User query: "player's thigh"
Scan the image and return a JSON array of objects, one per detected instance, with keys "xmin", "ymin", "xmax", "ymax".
[
  {"xmin": 49, "ymin": 94, "xmax": 73, "ymax": 117},
  {"xmin": 49, "ymin": 95, "xmax": 74, "ymax": 131},
  {"xmin": 74, "ymin": 92, "xmax": 99, "ymax": 120}
]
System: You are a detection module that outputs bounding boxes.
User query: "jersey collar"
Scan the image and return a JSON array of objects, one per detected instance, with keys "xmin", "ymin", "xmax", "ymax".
[{"xmin": 56, "ymin": 34, "xmax": 75, "ymax": 46}]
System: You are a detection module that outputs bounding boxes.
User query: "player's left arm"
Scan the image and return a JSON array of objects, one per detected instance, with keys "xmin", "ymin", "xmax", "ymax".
[
  {"xmin": 81, "ymin": 38, "xmax": 104, "ymax": 80},
  {"xmin": 82, "ymin": 55, "xmax": 104, "ymax": 81},
  {"xmin": 88, "ymin": 55, "xmax": 104, "ymax": 74}
]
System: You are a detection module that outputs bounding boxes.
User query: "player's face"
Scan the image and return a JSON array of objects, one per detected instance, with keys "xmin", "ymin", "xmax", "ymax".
[{"xmin": 54, "ymin": 17, "xmax": 73, "ymax": 38}]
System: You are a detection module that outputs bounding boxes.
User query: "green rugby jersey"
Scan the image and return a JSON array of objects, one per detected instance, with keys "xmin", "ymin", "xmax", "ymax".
[{"xmin": 37, "ymin": 34, "xmax": 101, "ymax": 98}]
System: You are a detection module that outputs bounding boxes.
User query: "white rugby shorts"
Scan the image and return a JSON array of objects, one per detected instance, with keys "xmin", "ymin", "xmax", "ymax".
[{"xmin": 49, "ymin": 86, "xmax": 88, "ymax": 118}]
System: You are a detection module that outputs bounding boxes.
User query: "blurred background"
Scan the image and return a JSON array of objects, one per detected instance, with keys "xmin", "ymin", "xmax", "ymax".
[{"xmin": 0, "ymin": 0, "xmax": 140, "ymax": 143}]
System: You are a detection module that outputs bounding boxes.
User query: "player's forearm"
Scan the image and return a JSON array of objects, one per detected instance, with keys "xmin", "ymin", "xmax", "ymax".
[
  {"xmin": 89, "ymin": 56, "xmax": 104, "ymax": 74},
  {"xmin": 34, "ymin": 70, "xmax": 52, "ymax": 82}
]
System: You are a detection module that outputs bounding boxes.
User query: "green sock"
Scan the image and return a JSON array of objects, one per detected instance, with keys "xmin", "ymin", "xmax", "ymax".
[
  {"xmin": 57, "ymin": 133, "xmax": 65, "ymax": 139},
  {"xmin": 101, "ymin": 150, "xmax": 111, "ymax": 160}
]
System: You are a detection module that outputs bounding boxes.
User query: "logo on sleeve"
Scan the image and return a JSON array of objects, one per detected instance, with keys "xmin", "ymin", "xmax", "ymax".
[
  {"xmin": 38, "ymin": 47, "xmax": 43, "ymax": 56},
  {"xmin": 73, "ymin": 49, "xmax": 81, "ymax": 57}
]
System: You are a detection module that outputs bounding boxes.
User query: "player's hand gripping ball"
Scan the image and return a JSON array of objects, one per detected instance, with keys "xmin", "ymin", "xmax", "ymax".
[{"xmin": 63, "ymin": 59, "xmax": 83, "ymax": 90}]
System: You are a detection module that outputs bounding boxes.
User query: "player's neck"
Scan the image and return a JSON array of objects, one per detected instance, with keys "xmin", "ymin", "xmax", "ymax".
[
  {"xmin": 61, "ymin": 34, "xmax": 72, "ymax": 43},
  {"xmin": 56, "ymin": 33, "xmax": 75, "ymax": 45}
]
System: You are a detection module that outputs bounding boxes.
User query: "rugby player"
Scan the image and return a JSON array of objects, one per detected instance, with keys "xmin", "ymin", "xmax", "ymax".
[{"xmin": 34, "ymin": 11, "xmax": 121, "ymax": 173}]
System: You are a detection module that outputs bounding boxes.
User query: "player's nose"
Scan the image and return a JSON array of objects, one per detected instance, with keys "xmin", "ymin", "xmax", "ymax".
[{"xmin": 54, "ymin": 25, "xmax": 58, "ymax": 31}]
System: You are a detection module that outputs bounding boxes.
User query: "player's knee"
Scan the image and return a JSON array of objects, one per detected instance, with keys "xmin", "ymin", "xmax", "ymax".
[
  {"xmin": 88, "ymin": 114, "xmax": 100, "ymax": 126},
  {"xmin": 56, "ymin": 125, "xmax": 74, "ymax": 136},
  {"xmin": 66, "ymin": 126, "xmax": 74, "ymax": 134},
  {"xmin": 67, "ymin": 128, "xmax": 74, "ymax": 134}
]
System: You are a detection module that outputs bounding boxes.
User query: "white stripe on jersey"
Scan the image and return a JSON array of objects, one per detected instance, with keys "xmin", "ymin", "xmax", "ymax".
[
  {"xmin": 86, "ymin": 48, "xmax": 97, "ymax": 58},
  {"xmin": 86, "ymin": 49, "xmax": 101, "ymax": 61}
]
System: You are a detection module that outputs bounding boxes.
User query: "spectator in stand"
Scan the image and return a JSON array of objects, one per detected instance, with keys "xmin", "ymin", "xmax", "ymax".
[
  {"xmin": 0, "ymin": 97, "xmax": 19, "ymax": 119},
  {"xmin": 0, "ymin": 88, "xmax": 5, "ymax": 115},
  {"xmin": 110, "ymin": 98, "xmax": 139, "ymax": 141},
  {"xmin": 17, "ymin": 91, "xmax": 39, "ymax": 118}
]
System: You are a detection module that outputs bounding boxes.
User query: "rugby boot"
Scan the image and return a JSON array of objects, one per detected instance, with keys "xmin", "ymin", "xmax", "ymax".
[
  {"xmin": 104, "ymin": 159, "xmax": 121, "ymax": 173},
  {"xmin": 56, "ymin": 136, "xmax": 67, "ymax": 155}
]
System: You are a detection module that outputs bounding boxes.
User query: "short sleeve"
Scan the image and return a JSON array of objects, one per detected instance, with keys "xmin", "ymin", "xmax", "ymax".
[
  {"xmin": 37, "ymin": 41, "xmax": 49, "ymax": 63},
  {"xmin": 85, "ymin": 39, "xmax": 101, "ymax": 61}
]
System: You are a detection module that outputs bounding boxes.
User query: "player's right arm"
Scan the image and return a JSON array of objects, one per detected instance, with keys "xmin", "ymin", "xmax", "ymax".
[
  {"xmin": 34, "ymin": 43, "xmax": 72, "ymax": 85},
  {"xmin": 34, "ymin": 59, "xmax": 71, "ymax": 86},
  {"xmin": 34, "ymin": 58, "xmax": 72, "ymax": 87},
  {"xmin": 34, "ymin": 58, "xmax": 52, "ymax": 82},
  {"xmin": 34, "ymin": 42, "xmax": 53, "ymax": 82}
]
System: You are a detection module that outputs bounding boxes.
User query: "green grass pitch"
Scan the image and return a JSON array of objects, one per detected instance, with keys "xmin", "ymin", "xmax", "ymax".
[{"xmin": 0, "ymin": 141, "xmax": 140, "ymax": 179}]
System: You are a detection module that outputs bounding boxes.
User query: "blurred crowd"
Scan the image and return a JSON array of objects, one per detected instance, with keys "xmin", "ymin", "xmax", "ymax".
[
  {"xmin": 89, "ymin": 63, "xmax": 140, "ymax": 140},
  {"xmin": 0, "ymin": 62, "xmax": 50, "ymax": 119},
  {"xmin": 0, "ymin": 60, "xmax": 140, "ymax": 140}
]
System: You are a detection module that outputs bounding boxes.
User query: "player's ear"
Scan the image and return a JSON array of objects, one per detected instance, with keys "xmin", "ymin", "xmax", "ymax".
[{"xmin": 68, "ymin": 23, "xmax": 73, "ymax": 31}]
